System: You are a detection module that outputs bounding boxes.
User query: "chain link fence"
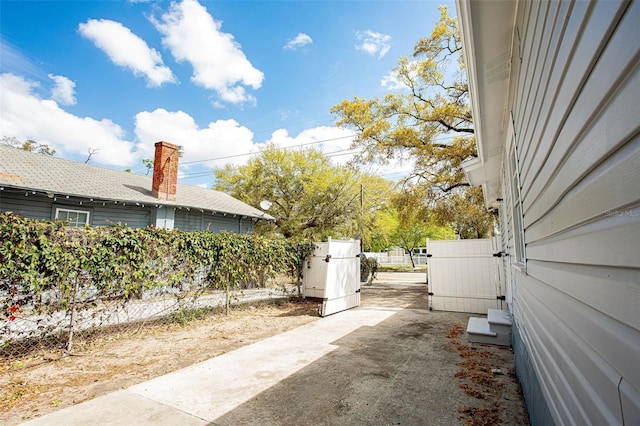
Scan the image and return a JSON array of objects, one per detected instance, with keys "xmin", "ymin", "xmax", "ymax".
[
  {"xmin": 2, "ymin": 278, "xmax": 297, "ymax": 365},
  {"xmin": 1, "ymin": 214, "xmax": 317, "ymax": 371}
]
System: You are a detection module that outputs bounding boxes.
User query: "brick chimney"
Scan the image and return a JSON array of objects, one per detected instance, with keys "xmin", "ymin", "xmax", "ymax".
[{"xmin": 152, "ymin": 141, "xmax": 183, "ymax": 201}]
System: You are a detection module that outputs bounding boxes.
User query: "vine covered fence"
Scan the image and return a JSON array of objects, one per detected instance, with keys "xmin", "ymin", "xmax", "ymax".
[{"xmin": 0, "ymin": 212, "xmax": 314, "ymax": 361}]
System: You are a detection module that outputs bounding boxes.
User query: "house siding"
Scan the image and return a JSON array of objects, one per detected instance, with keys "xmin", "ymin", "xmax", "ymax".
[
  {"xmin": 90, "ymin": 204, "xmax": 151, "ymax": 228},
  {"xmin": 503, "ymin": 1, "xmax": 640, "ymax": 425},
  {"xmin": 0, "ymin": 191, "xmax": 152, "ymax": 228},
  {"xmin": 0, "ymin": 190, "xmax": 256, "ymax": 234},
  {"xmin": 174, "ymin": 209, "xmax": 254, "ymax": 233},
  {"xmin": 0, "ymin": 191, "xmax": 52, "ymax": 220},
  {"xmin": 512, "ymin": 325, "xmax": 555, "ymax": 426}
]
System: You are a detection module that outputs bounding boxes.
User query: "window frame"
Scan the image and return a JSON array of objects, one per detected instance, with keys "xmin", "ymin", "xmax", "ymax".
[
  {"xmin": 54, "ymin": 207, "xmax": 91, "ymax": 227},
  {"xmin": 507, "ymin": 119, "xmax": 526, "ymax": 267}
]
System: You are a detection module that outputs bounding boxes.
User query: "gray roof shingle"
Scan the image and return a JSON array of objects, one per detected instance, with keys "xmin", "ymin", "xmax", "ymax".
[{"xmin": 0, "ymin": 146, "xmax": 273, "ymax": 220}]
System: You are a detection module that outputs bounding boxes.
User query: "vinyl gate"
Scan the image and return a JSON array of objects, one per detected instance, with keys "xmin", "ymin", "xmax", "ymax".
[
  {"xmin": 302, "ymin": 239, "xmax": 361, "ymax": 317},
  {"xmin": 426, "ymin": 238, "xmax": 505, "ymax": 314}
]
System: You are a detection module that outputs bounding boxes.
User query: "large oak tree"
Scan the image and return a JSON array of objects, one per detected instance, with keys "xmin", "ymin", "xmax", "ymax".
[
  {"xmin": 214, "ymin": 143, "xmax": 393, "ymax": 241},
  {"xmin": 331, "ymin": 6, "xmax": 493, "ymax": 238}
]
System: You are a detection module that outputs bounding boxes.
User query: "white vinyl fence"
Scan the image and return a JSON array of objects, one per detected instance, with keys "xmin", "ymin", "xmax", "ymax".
[
  {"xmin": 426, "ymin": 238, "xmax": 505, "ymax": 314},
  {"xmin": 364, "ymin": 252, "xmax": 427, "ymax": 266}
]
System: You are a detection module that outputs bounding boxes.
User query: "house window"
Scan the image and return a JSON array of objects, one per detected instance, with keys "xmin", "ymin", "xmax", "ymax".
[
  {"xmin": 509, "ymin": 147, "xmax": 526, "ymax": 264},
  {"xmin": 55, "ymin": 208, "xmax": 90, "ymax": 227}
]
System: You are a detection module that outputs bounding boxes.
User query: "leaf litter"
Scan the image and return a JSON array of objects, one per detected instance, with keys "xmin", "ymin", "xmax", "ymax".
[{"xmin": 447, "ymin": 323, "xmax": 530, "ymax": 426}]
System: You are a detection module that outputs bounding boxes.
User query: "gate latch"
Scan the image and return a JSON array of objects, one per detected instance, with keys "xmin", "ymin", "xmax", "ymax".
[
  {"xmin": 493, "ymin": 252, "xmax": 504, "ymax": 258},
  {"xmin": 323, "ymin": 255, "xmax": 332, "ymax": 263}
]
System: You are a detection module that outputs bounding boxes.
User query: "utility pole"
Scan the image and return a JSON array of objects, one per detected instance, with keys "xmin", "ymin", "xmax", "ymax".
[{"xmin": 359, "ymin": 184, "xmax": 364, "ymax": 252}]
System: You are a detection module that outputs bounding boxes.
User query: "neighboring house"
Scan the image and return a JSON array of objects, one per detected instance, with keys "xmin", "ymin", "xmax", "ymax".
[
  {"xmin": 0, "ymin": 141, "xmax": 273, "ymax": 233},
  {"xmin": 457, "ymin": 1, "xmax": 639, "ymax": 425}
]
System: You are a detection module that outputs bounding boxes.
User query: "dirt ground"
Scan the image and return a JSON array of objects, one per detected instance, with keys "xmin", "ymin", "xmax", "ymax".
[
  {"xmin": 1, "ymin": 280, "xmax": 529, "ymax": 426},
  {"xmin": 1, "ymin": 298, "xmax": 320, "ymax": 425}
]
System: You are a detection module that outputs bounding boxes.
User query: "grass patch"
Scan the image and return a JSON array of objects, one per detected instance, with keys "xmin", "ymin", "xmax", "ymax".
[
  {"xmin": 376, "ymin": 264, "xmax": 427, "ymax": 272},
  {"xmin": 168, "ymin": 306, "xmax": 220, "ymax": 326}
]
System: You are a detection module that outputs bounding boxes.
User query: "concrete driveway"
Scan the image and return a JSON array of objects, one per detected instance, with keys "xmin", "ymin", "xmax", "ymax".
[
  {"xmin": 373, "ymin": 271, "xmax": 426, "ymax": 284},
  {"xmin": 21, "ymin": 274, "xmax": 525, "ymax": 425}
]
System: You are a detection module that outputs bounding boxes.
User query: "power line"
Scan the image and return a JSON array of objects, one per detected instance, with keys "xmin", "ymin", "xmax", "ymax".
[
  {"xmin": 133, "ymin": 133, "xmax": 455, "ymax": 176},
  {"xmin": 178, "ymin": 147, "xmax": 364, "ymax": 180},
  {"xmin": 178, "ymin": 158, "xmax": 415, "ymax": 182},
  {"xmin": 180, "ymin": 134, "xmax": 357, "ymax": 165},
  {"xmin": 180, "ymin": 132, "xmax": 453, "ymax": 168},
  {"xmin": 379, "ymin": 170, "xmax": 415, "ymax": 178}
]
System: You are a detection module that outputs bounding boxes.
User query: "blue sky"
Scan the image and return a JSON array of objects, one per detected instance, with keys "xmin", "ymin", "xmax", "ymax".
[{"xmin": 1, "ymin": 0, "xmax": 453, "ymax": 187}]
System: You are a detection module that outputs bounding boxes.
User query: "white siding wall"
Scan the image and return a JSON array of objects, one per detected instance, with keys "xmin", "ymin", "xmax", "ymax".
[{"xmin": 504, "ymin": 1, "xmax": 640, "ymax": 424}]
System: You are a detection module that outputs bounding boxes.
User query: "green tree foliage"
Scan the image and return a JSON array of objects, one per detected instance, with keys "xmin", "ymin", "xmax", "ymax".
[
  {"xmin": 142, "ymin": 158, "xmax": 154, "ymax": 175},
  {"xmin": 368, "ymin": 207, "xmax": 397, "ymax": 252},
  {"xmin": 330, "ymin": 6, "xmax": 494, "ymax": 238},
  {"xmin": 214, "ymin": 143, "xmax": 392, "ymax": 241},
  {"xmin": 387, "ymin": 188, "xmax": 454, "ymax": 266},
  {"xmin": 388, "ymin": 188, "xmax": 429, "ymax": 265},
  {"xmin": 434, "ymin": 186, "xmax": 494, "ymax": 239},
  {"xmin": 358, "ymin": 176, "xmax": 395, "ymax": 250},
  {"xmin": 364, "ymin": 181, "xmax": 455, "ymax": 255},
  {"xmin": 1, "ymin": 136, "xmax": 56, "ymax": 156}
]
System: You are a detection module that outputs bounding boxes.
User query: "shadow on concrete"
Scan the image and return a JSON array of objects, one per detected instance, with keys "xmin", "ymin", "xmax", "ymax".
[{"xmin": 211, "ymin": 283, "xmax": 475, "ymax": 426}]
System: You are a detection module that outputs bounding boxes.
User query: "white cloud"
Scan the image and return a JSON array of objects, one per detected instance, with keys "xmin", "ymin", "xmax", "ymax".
[
  {"xmin": 78, "ymin": 19, "xmax": 176, "ymax": 87},
  {"xmin": 381, "ymin": 73, "xmax": 405, "ymax": 90},
  {"xmin": 260, "ymin": 126, "xmax": 357, "ymax": 166},
  {"xmin": 355, "ymin": 30, "xmax": 391, "ymax": 59},
  {"xmin": 381, "ymin": 59, "xmax": 418, "ymax": 90},
  {"xmin": 284, "ymin": 33, "xmax": 313, "ymax": 50},
  {"xmin": 133, "ymin": 108, "xmax": 257, "ymax": 168},
  {"xmin": 261, "ymin": 127, "xmax": 410, "ymax": 177},
  {"xmin": 48, "ymin": 74, "xmax": 76, "ymax": 105},
  {"xmin": 0, "ymin": 73, "xmax": 137, "ymax": 166},
  {"xmin": 152, "ymin": 0, "xmax": 264, "ymax": 105},
  {"xmin": 0, "ymin": 38, "xmax": 43, "ymax": 79}
]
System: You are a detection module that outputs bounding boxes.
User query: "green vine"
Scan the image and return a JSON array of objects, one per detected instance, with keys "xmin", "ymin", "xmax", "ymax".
[{"xmin": 0, "ymin": 212, "xmax": 314, "ymax": 349}]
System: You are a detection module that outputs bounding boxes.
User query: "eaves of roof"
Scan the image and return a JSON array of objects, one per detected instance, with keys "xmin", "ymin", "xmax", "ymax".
[
  {"xmin": 0, "ymin": 146, "xmax": 274, "ymax": 221},
  {"xmin": 456, "ymin": 0, "xmax": 516, "ymax": 209}
]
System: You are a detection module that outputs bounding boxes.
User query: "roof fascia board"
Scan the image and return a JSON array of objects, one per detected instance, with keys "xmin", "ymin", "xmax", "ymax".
[
  {"xmin": 456, "ymin": 0, "xmax": 516, "ymax": 208},
  {"xmin": 456, "ymin": 0, "xmax": 486, "ymax": 162},
  {"xmin": 0, "ymin": 184, "xmax": 273, "ymax": 221}
]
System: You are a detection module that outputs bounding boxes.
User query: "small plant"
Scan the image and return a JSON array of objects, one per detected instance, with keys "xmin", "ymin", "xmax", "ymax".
[
  {"xmin": 359, "ymin": 254, "xmax": 378, "ymax": 284},
  {"xmin": 11, "ymin": 360, "xmax": 26, "ymax": 370},
  {"xmin": 169, "ymin": 306, "xmax": 217, "ymax": 326},
  {"xmin": 0, "ymin": 379, "xmax": 42, "ymax": 410}
]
